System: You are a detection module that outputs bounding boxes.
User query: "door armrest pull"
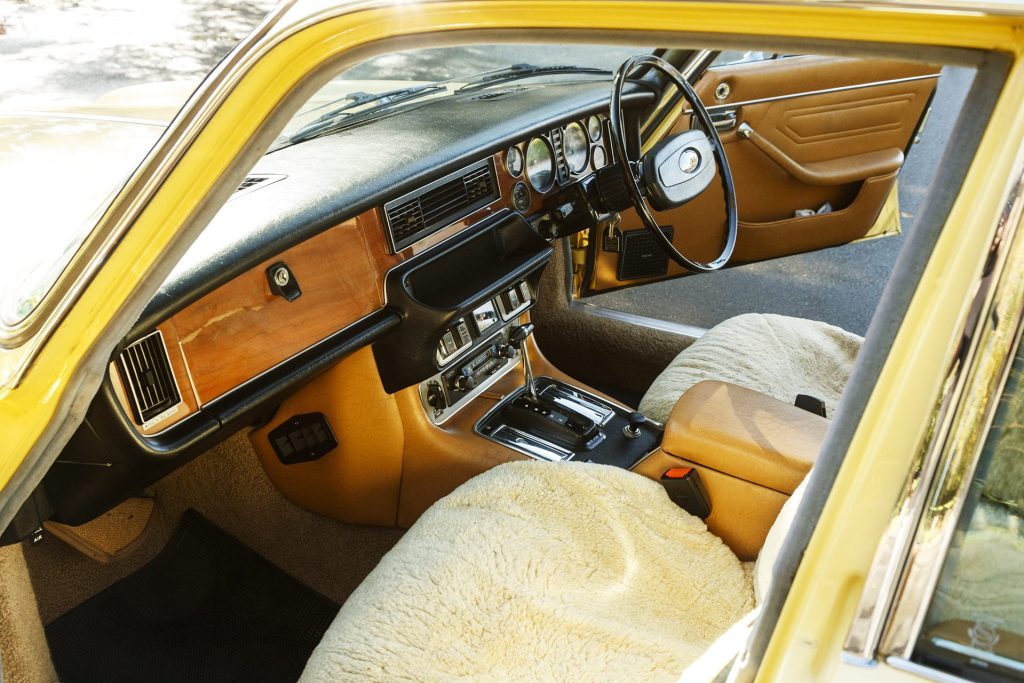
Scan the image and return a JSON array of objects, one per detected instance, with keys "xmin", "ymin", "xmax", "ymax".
[{"xmin": 736, "ymin": 122, "xmax": 904, "ymax": 186}]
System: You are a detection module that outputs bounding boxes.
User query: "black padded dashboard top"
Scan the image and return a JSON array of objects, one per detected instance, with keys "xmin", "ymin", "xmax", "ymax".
[{"xmin": 133, "ymin": 79, "xmax": 656, "ymax": 336}]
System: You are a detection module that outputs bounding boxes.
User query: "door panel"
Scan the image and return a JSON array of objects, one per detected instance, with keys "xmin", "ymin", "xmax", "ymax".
[{"xmin": 583, "ymin": 55, "xmax": 939, "ymax": 295}]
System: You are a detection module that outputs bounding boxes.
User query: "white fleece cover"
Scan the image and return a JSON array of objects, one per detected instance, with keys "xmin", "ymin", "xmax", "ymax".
[
  {"xmin": 301, "ymin": 461, "xmax": 754, "ymax": 682},
  {"xmin": 638, "ymin": 313, "xmax": 864, "ymax": 425}
]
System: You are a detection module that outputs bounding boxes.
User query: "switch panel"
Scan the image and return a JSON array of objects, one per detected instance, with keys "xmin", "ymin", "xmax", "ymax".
[
  {"xmin": 496, "ymin": 281, "xmax": 532, "ymax": 320},
  {"xmin": 268, "ymin": 413, "xmax": 338, "ymax": 465}
]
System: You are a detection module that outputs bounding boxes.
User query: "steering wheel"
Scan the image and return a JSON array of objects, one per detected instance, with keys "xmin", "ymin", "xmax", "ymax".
[{"xmin": 608, "ymin": 54, "xmax": 738, "ymax": 272}]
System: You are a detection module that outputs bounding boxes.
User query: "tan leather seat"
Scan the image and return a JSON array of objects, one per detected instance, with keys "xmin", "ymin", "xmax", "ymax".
[
  {"xmin": 638, "ymin": 313, "xmax": 863, "ymax": 425},
  {"xmin": 300, "ymin": 461, "xmax": 808, "ymax": 682}
]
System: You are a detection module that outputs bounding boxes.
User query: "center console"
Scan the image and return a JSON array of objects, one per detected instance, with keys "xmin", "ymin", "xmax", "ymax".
[
  {"xmin": 475, "ymin": 377, "xmax": 660, "ymax": 469},
  {"xmin": 419, "ymin": 316, "xmax": 662, "ymax": 469}
]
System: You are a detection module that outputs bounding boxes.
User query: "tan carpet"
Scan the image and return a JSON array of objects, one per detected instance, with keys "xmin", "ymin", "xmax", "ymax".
[
  {"xmin": 303, "ymin": 461, "xmax": 754, "ymax": 682},
  {"xmin": 24, "ymin": 430, "xmax": 404, "ymax": 623},
  {"xmin": 0, "ymin": 544, "xmax": 56, "ymax": 682},
  {"xmin": 639, "ymin": 313, "xmax": 863, "ymax": 424}
]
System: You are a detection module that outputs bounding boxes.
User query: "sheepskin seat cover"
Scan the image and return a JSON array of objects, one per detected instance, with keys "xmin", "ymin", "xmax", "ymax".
[
  {"xmin": 301, "ymin": 461, "xmax": 754, "ymax": 682},
  {"xmin": 639, "ymin": 313, "xmax": 864, "ymax": 425}
]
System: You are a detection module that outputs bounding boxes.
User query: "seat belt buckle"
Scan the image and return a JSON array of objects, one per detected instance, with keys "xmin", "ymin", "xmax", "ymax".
[
  {"xmin": 795, "ymin": 394, "xmax": 827, "ymax": 418},
  {"xmin": 660, "ymin": 467, "xmax": 712, "ymax": 519}
]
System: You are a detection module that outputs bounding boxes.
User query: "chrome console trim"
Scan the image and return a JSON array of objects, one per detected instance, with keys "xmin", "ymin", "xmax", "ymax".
[
  {"xmin": 419, "ymin": 325, "xmax": 521, "ymax": 426},
  {"xmin": 474, "ymin": 377, "xmax": 617, "ymax": 461}
]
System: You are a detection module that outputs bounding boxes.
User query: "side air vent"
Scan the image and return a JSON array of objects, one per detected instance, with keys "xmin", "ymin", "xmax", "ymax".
[
  {"xmin": 115, "ymin": 331, "xmax": 181, "ymax": 426},
  {"xmin": 383, "ymin": 158, "xmax": 499, "ymax": 252}
]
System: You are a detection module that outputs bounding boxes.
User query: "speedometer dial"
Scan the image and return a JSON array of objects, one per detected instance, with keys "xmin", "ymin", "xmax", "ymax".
[
  {"xmin": 525, "ymin": 137, "xmax": 555, "ymax": 193},
  {"xmin": 563, "ymin": 122, "xmax": 589, "ymax": 174}
]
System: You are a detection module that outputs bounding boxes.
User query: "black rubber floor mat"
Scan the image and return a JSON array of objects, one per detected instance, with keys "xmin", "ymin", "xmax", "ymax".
[{"xmin": 46, "ymin": 509, "xmax": 339, "ymax": 682}]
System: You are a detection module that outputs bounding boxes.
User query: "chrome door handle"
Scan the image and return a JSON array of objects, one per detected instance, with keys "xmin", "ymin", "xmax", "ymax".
[{"xmin": 710, "ymin": 108, "xmax": 738, "ymax": 130}]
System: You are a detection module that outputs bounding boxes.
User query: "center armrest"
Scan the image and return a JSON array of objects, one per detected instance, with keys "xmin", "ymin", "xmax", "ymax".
[{"xmin": 662, "ymin": 380, "xmax": 829, "ymax": 494}]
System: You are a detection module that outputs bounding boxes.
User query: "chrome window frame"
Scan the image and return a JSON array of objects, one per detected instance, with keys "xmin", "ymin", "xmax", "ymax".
[{"xmin": 842, "ymin": 157, "xmax": 1024, "ymax": 679}]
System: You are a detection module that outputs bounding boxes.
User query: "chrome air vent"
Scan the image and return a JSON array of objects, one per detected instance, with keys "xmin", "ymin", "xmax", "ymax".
[
  {"xmin": 383, "ymin": 158, "xmax": 499, "ymax": 252},
  {"xmin": 115, "ymin": 331, "xmax": 181, "ymax": 426}
]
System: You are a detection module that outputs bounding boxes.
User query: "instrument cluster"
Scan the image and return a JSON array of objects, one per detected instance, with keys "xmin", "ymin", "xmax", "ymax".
[{"xmin": 505, "ymin": 114, "xmax": 610, "ymax": 201}]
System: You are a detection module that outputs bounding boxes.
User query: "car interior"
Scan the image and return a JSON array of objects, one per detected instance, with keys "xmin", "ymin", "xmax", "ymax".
[{"xmin": 0, "ymin": 39, "xmax": 988, "ymax": 681}]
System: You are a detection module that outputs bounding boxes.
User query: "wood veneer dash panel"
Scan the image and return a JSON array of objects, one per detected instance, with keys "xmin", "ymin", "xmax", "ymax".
[{"xmin": 174, "ymin": 219, "xmax": 382, "ymax": 405}]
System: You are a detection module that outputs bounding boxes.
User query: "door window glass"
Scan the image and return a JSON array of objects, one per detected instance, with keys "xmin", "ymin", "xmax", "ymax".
[{"xmin": 916, "ymin": 342, "xmax": 1024, "ymax": 680}]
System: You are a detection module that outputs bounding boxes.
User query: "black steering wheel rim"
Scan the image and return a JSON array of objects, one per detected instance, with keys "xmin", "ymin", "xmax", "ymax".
[{"xmin": 608, "ymin": 54, "xmax": 738, "ymax": 272}]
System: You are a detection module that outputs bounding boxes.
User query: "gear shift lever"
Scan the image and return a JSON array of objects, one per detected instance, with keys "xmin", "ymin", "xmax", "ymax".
[{"xmin": 508, "ymin": 323, "xmax": 538, "ymax": 401}]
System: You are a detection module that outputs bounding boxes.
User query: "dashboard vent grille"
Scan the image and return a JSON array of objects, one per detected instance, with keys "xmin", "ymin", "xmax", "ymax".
[
  {"xmin": 237, "ymin": 175, "xmax": 269, "ymax": 191},
  {"xmin": 383, "ymin": 158, "xmax": 499, "ymax": 252},
  {"xmin": 549, "ymin": 127, "xmax": 570, "ymax": 185},
  {"xmin": 232, "ymin": 173, "xmax": 286, "ymax": 199},
  {"xmin": 115, "ymin": 331, "xmax": 181, "ymax": 426}
]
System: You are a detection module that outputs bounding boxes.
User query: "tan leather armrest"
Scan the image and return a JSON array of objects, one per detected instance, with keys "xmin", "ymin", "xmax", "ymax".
[
  {"xmin": 662, "ymin": 381, "xmax": 830, "ymax": 494},
  {"xmin": 738, "ymin": 122, "xmax": 904, "ymax": 186}
]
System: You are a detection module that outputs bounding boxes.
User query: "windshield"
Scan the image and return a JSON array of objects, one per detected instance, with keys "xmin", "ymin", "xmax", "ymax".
[
  {"xmin": 0, "ymin": 28, "xmax": 644, "ymax": 333},
  {"xmin": 278, "ymin": 45, "xmax": 646, "ymax": 143}
]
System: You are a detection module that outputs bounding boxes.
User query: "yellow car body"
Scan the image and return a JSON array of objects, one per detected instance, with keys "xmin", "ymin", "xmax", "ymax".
[{"xmin": 2, "ymin": 1, "xmax": 1024, "ymax": 680}]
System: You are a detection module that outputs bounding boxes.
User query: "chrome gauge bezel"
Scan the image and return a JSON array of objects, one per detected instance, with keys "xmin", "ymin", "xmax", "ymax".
[
  {"xmin": 591, "ymin": 145, "xmax": 607, "ymax": 171},
  {"xmin": 505, "ymin": 145, "xmax": 524, "ymax": 177},
  {"xmin": 587, "ymin": 114, "xmax": 602, "ymax": 142},
  {"xmin": 525, "ymin": 136, "xmax": 556, "ymax": 193},
  {"xmin": 562, "ymin": 121, "xmax": 589, "ymax": 174}
]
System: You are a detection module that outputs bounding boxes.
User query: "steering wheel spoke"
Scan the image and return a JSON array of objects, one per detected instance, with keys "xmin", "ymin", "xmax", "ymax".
[{"xmin": 609, "ymin": 55, "xmax": 738, "ymax": 273}]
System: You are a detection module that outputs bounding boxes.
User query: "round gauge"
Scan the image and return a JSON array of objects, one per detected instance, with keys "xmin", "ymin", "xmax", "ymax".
[
  {"xmin": 512, "ymin": 181, "xmax": 531, "ymax": 213},
  {"xmin": 591, "ymin": 145, "xmax": 607, "ymax": 170},
  {"xmin": 506, "ymin": 145, "xmax": 524, "ymax": 177},
  {"xmin": 587, "ymin": 115, "xmax": 602, "ymax": 142},
  {"xmin": 525, "ymin": 136, "xmax": 555, "ymax": 193},
  {"xmin": 563, "ymin": 122, "xmax": 589, "ymax": 174}
]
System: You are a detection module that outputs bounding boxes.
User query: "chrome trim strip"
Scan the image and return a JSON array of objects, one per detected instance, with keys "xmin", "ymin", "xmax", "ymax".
[
  {"xmin": 843, "ymin": 146, "xmax": 1024, "ymax": 666},
  {"xmin": 697, "ymin": 73, "xmax": 942, "ymax": 114},
  {"xmin": 930, "ymin": 638, "xmax": 1024, "ymax": 674},
  {"xmin": 571, "ymin": 300, "xmax": 707, "ymax": 339},
  {"xmin": 885, "ymin": 657, "xmax": 973, "ymax": 683},
  {"xmin": 492, "ymin": 424, "xmax": 574, "ymax": 461}
]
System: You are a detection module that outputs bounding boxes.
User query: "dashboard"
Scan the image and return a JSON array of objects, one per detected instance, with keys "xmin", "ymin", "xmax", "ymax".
[{"xmin": 44, "ymin": 78, "xmax": 655, "ymax": 525}]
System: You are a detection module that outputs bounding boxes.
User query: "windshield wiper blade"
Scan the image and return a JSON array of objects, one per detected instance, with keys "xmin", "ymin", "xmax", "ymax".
[
  {"xmin": 454, "ymin": 63, "xmax": 611, "ymax": 93},
  {"xmin": 281, "ymin": 64, "xmax": 611, "ymax": 148},
  {"xmin": 287, "ymin": 83, "xmax": 447, "ymax": 144}
]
